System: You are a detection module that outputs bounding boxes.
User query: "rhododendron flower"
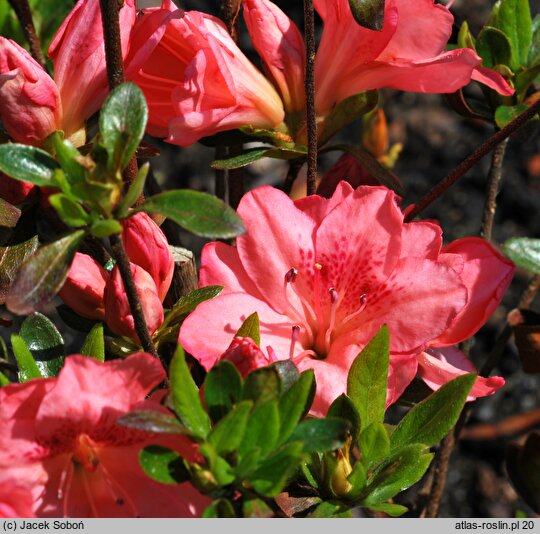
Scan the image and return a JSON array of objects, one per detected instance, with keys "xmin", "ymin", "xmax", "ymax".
[
  {"xmin": 0, "ymin": 478, "xmax": 35, "ymax": 518},
  {"xmin": 243, "ymin": 0, "xmax": 306, "ymax": 112},
  {"xmin": 179, "ymin": 183, "xmax": 514, "ymax": 415},
  {"xmin": 0, "ymin": 354, "xmax": 208, "ymax": 517},
  {"xmin": 0, "ymin": 38, "xmax": 62, "ymax": 145},
  {"xmin": 132, "ymin": 4, "xmax": 285, "ymax": 145},
  {"xmin": 314, "ymin": 0, "xmax": 515, "ymax": 114},
  {"xmin": 219, "ymin": 336, "xmax": 277, "ymax": 378}
]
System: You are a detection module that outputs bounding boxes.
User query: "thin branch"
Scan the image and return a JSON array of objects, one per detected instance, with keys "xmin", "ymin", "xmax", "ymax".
[
  {"xmin": 109, "ymin": 234, "xmax": 159, "ymax": 359},
  {"xmin": 424, "ymin": 432, "xmax": 455, "ymax": 518},
  {"xmin": 304, "ymin": 0, "xmax": 317, "ymax": 196},
  {"xmin": 405, "ymin": 99, "xmax": 540, "ymax": 222},
  {"xmin": 8, "ymin": 0, "xmax": 46, "ymax": 69},
  {"xmin": 480, "ymin": 138, "xmax": 508, "ymax": 241}
]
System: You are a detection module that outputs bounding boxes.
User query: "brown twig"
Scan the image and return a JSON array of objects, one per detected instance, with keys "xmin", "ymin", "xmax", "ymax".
[
  {"xmin": 109, "ymin": 234, "xmax": 159, "ymax": 358},
  {"xmin": 405, "ymin": 99, "xmax": 540, "ymax": 222},
  {"xmin": 480, "ymin": 138, "xmax": 508, "ymax": 241},
  {"xmin": 304, "ymin": 0, "xmax": 317, "ymax": 196},
  {"xmin": 424, "ymin": 432, "xmax": 455, "ymax": 518},
  {"xmin": 7, "ymin": 0, "xmax": 46, "ymax": 69},
  {"xmin": 461, "ymin": 408, "xmax": 540, "ymax": 441}
]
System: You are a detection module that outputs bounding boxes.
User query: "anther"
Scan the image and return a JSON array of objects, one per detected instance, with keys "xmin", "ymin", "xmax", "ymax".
[
  {"xmin": 284, "ymin": 268, "xmax": 298, "ymax": 284},
  {"xmin": 290, "ymin": 325, "xmax": 301, "ymax": 359}
]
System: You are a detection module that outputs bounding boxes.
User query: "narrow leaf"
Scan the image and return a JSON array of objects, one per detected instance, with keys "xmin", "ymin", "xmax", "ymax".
[
  {"xmin": 48, "ymin": 194, "xmax": 90, "ymax": 227},
  {"xmin": 495, "ymin": 104, "xmax": 529, "ymax": 128},
  {"xmin": 503, "ymin": 237, "xmax": 540, "ymax": 274},
  {"xmin": 118, "ymin": 410, "xmax": 187, "ymax": 435},
  {"xmin": 359, "ymin": 422, "xmax": 390, "ymax": 466},
  {"xmin": 167, "ymin": 286, "xmax": 223, "ymax": 324},
  {"xmin": 139, "ymin": 445, "xmax": 189, "ymax": 484},
  {"xmin": 211, "ymin": 147, "xmax": 305, "ymax": 170},
  {"xmin": 476, "ymin": 26, "xmax": 513, "ymax": 68},
  {"xmin": 11, "ymin": 334, "xmax": 43, "ymax": 381},
  {"xmin": 203, "ymin": 500, "xmax": 236, "ymax": 518},
  {"xmin": 287, "ymin": 417, "xmax": 350, "ymax": 453},
  {"xmin": 134, "ymin": 190, "xmax": 245, "ymax": 239},
  {"xmin": 116, "ymin": 162, "xmax": 149, "ymax": 217},
  {"xmin": 234, "ymin": 312, "xmax": 261, "ymax": 345},
  {"xmin": 347, "ymin": 325, "xmax": 390, "ymax": 430},
  {"xmin": 208, "ymin": 400, "xmax": 253, "ymax": 455},
  {"xmin": 169, "ymin": 345, "xmax": 211, "ymax": 439},
  {"xmin": 6, "ymin": 230, "xmax": 85, "ymax": 315},
  {"xmin": 204, "ymin": 360, "xmax": 243, "ymax": 422},
  {"xmin": 0, "ymin": 198, "xmax": 20, "ymax": 228},
  {"xmin": 367, "ymin": 503, "xmax": 408, "ymax": 517},
  {"xmin": 90, "ymin": 219, "xmax": 123, "ymax": 238},
  {"xmin": 80, "ymin": 323, "xmax": 105, "ymax": 361},
  {"xmin": 238, "ymin": 400, "xmax": 280, "ymax": 459},
  {"xmin": 243, "ymin": 366, "xmax": 281, "ymax": 406},
  {"xmin": 328, "ymin": 394, "xmax": 362, "ymax": 443},
  {"xmin": 0, "ymin": 144, "xmax": 59, "ymax": 186},
  {"xmin": 390, "ymin": 373, "xmax": 476, "ymax": 449},
  {"xmin": 0, "ymin": 236, "xmax": 38, "ymax": 305}
]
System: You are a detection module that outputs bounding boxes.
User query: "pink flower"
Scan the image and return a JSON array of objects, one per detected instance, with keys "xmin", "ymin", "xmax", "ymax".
[
  {"xmin": 0, "ymin": 38, "xmax": 62, "ymax": 145},
  {"xmin": 243, "ymin": 0, "xmax": 305, "ymax": 112},
  {"xmin": 131, "ymin": 6, "xmax": 285, "ymax": 145},
  {"xmin": 314, "ymin": 0, "xmax": 514, "ymax": 114},
  {"xmin": 0, "ymin": 478, "xmax": 35, "ymax": 518},
  {"xmin": 0, "ymin": 354, "xmax": 209, "ymax": 517},
  {"xmin": 179, "ymin": 183, "xmax": 514, "ymax": 415},
  {"xmin": 121, "ymin": 212, "xmax": 174, "ymax": 302},
  {"xmin": 59, "ymin": 252, "xmax": 108, "ymax": 320},
  {"xmin": 104, "ymin": 264, "xmax": 164, "ymax": 342},
  {"xmin": 219, "ymin": 337, "xmax": 277, "ymax": 378}
]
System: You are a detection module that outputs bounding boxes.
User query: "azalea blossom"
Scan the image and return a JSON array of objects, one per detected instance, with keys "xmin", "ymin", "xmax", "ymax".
[
  {"xmin": 314, "ymin": 0, "xmax": 514, "ymax": 114},
  {"xmin": 0, "ymin": 354, "xmax": 208, "ymax": 517},
  {"xmin": 0, "ymin": 478, "xmax": 35, "ymax": 518},
  {"xmin": 179, "ymin": 183, "xmax": 514, "ymax": 415},
  {"xmin": 131, "ymin": 3, "xmax": 285, "ymax": 145}
]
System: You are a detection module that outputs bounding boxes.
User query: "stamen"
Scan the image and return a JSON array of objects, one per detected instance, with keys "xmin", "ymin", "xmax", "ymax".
[
  {"xmin": 324, "ymin": 288, "xmax": 339, "ymax": 352},
  {"xmin": 100, "ymin": 461, "xmax": 139, "ymax": 517},
  {"xmin": 293, "ymin": 349, "xmax": 318, "ymax": 365},
  {"xmin": 57, "ymin": 458, "xmax": 74, "ymax": 518},
  {"xmin": 289, "ymin": 325, "xmax": 300, "ymax": 359},
  {"xmin": 312, "ymin": 263, "xmax": 326, "ymax": 327},
  {"xmin": 81, "ymin": 470, "xmax": 99, "ymax": 518},
  {"xmin": 283, "ymin": 269, "xmax": 314, "ymax": 339},
  {"xmin": 285, "ymin": 267, "xmax": 298, "ymax": 284},
  {"xmin": 340, "ymin": 293, "xmax": 368, "ymax": 329}
]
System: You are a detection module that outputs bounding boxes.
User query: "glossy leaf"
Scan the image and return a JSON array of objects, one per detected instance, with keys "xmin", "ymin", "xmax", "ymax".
[
  {"xmin": 90, "ymin": 219, "xmax": 123, "ymax": 238},
  {"xmin": 19, "ymin": 312, "xmax": 64, "ymax": 377},
  {"xmin": 476, "ymin": 26, "xmax": 513, "ymax": 68},
  {"xmin": 139, "ymin": 445, "xmax": 189, "ymax": 484},
  {"xmin": 0, "ymin": 198, "xmax": 20, "ymax": 228},
  {"xmin": 390, "ymin": 373, "xmax": 476, "ymax": 450},
  {"xmin": 503, "ymin": 237, "xmax": 540, "ymax": 274},
  {"xmin": 208, "ymin": 400, "xmax": 253, "ymax": 455},
  {"xmin": 243, "ymin": 366, "xmax": 281, "ymax": 406},
  {"xmin": 48, "ymin": 194, "xmax": 90, "ymax": 227},
  {"xmin": 348, "ymin": 0, "xmax": 385, "ymax": 31},
  {"xmin": 0, "ymin": 144, "xmax": 59, "ymax": 186},
  {"xmin": 360, "ymin": 422, "xmax": 390, "ymax": 466},
  {"xmin": 134, "ymin": 190, "xmax": 245, "ymax": 239},
  {"xmin": 272, "ymin": 359, "xmax": 300, "ymax": 392},
  {"xmin": 0, "ymin": 236, "xmax": 38, "ymax": 305},
  {"xmin": 118, "ymin": 410, "xmax": 187, "ymax": 435},
  {"xmin": 328, "ymin": 394, "xmax": 362, "ymax": 443},
  {"xmin": 287, "ymin": 417, "xmax": 350, "ymax": 453},
  {"xmin": 347, "ymin": 325, "xmax": 389, "ymax": 431},
  {"xmin": 169, "ymin": 345, "xmax": 211, "ymax": 439},
  {"xmin": 11, "ymin": 334, "xmax": 43, "ymax": 382},
  {"xmin": 6, "ymin": 230, "xmax": 85, "ymax": 315},
  {"xmin": 204, "ymin": 360, "xmax": 243, "ymax": 422},
  {"xmin": 99, "ymin": 82, "xmax": 148, "ymax": 171},
  {"xmin": 367, "ymin": 503, "xmax": 408, "ymax": 517},
  {"xmin": 116, "ymin": 162, "xmax": 149, "ymax": 217},
  {"xmin": 234, "ymin": 312, "xmax": 261, "ymax": 346},
  {"xmin": 50, "ymin": 133, "xmax": 86, "ymax": 184},
  {"xmin": 528, "ymin": 13, "xmax": 540, "ymax": 66},
  {"xmin": 239, "ymin": 400, "xmax": 280, "ymax": 459},
  {"xmin": 167, "ymin": 286, "xmax": 223, "ymax": 324},
  {"xmin": 80, "ymin": 323, "xmax": 105, "ymax": 361},
  {"xmin": 211, "ymin": 147, "xmax": 305, "ymax": 170},
  {"xmin": 495, "ymin": 104, "xmax": 529, "ymax": 128},
  {"xmin": 198, "ymin": 443, "xmax": 235, "ymax": 486}
]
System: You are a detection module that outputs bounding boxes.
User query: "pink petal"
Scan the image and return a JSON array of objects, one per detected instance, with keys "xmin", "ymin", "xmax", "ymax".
[
  {"xmin": 295, "ymin": 180, "xmax": 355, "ymax": 224},
  {"xmin": 433, "ymin": 237, "xmax": 515, "ymax": 346},
  {"xmin": 236, "ymin": 186, "xmax": 317, "ymax": 316},
  {"xmin": 400, "ymin": 220, "xmax": 442, "ymax": 260},
  {"xmin": 35, "ymin": 354, "xmax": 166, "ymax": 441},
  {"xmin": 418, "ymin": 346, "xmax": 505, "ymax": 399},
  {"xmin": 471, "ymin": 66, "xmax": 515, "ymax": 96},
  {"xmin": 387, "ymin": 353, "xmax": 419, "ymax": 406},
  {"xmin": 179, "ymin": 292, "xmax": 293, "ymax": 370},
  {"xmin": 0, "ymin": 478, "xmax": 36, "ymax": 518}
]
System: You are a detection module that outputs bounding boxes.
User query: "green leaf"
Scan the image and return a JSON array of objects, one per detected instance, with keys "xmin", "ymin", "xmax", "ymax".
[
  {"xmin": 362, "ymin": 444, "xmax": 433, "ymax": 504},
  {"xmin": 528, "ymin": 13, "xmax": 540, "ymax": 66},
  {"xmin": 390, "ymin": 373, "xmax": 476, "ymax": 450},
  {"xmin": 271, "ymin": 359, "xmax": 300, "ymax": 392},
  {"xmin": 476, "ymin": 26, "xmax": 513, "ymax": 69},
  {"xmin": 0, "ymin": 371, "xmax": 10, "ymax": 386},
  {"xmin": 309, "ymin": 501, "xmax": 352, "ymax": 518},
  {"xmin": 50, "ymin": 133, "xmax": 86, "ymax": 184},
  {"xmin": 0, "ymin": 236, "xmax": 39, "ymax": 305},
  {"xmin": 6, "ymin": 230, "xmax": 85, "ymax": 315},
  {"xmin": 90, "ymin": 219, "xmax": 123, "ymax": 238},
  {"xmin": 0, "ymin": 198, "xmax": 21, "ymax": 228},
  {"xmin": 250, "ymin": 442, "xmax": 304, "ymax": 497},
  {"xmin": 134, "ymin": 190, "xmax": 245, "ymax": 239},
  {"xmin": 234, "ymin": 312, "xmax": 261, "ymax": 345},
  {"xmin": 328, "ymin": 394, "xmax": 362, "ymax": 443},
  {"xmin": 366, "ymin": 503, "xmax": 408, "ymax": 517},
  {"xmin": 19, "ymin": 312, "xmax": 65, "ymax": 377},
  {"xmin": 347, "ymin": 0, "xmax": 385, "ymax": 31},
  {"xmin": 243, "ymin": 499, "xmax": 274, "ymax": 518},
  {"xmin": 116, "ymin": 162, "xmax": 149, "ymax": 217},
  {"xmin": 0, "ymin": 144, "xmax": 60, "ymax": 186},
  {"xmin": 491, "ymin": 0, "xmax": 532, "ymax": 69},
  {"xmin": 80, "ymin": 323, "xmax": 105, "ymax": 361},
  {"xmin": 457, "ymin": 21, "xmax": 476, "ymax": 50},
  {"xmin": 167, "ymin": 286, "xmax": 223, "ymax": 324},
  {"xmin": 278, "ymin": 369, "xmax": 315, "ymax": 444},
  {"xmin": 57, "ymin": 304, "xmax": 98, "ymax": 333},
  {"xmin": 198, "ymin": 443, "xmax": 235, "ymax": 486},
  {"xmin": 11, "ymin": 334, "xmax": 43, "ymax": 381},
  {"xmin": 288, "ymin": 417, "xmax": 350, "ymax": 453},
  {"xmin": 495, "ymin": 104, "xmax": 529, "ymax": 128},
  {"xmin": 208, "ymin": 400, "xmax": 253, "ymax": 455},
  {"xmin": 318, "ymin": 91, "xmax": 379, "ymax": 146},
  {"xmin": 118, "ymin": 410, "xmax": 187, "ymax": 435},
  {"xmin": 49, "ymin": 194, "xmax": 90, "ymax": 227},
  {"xmin": 346, "ymin": 462, "xmax": 367, "ymax": 499},
  {"xmin": 211, "ymin": 147, "xmax": 305, "ymax": 170},
  {"xmin": 243, "ymin": 366, "xmax": 281, "ymax": 406},
  {"xmin": 99, "ymin": 82, "xmax": 148, "ymax": 171},
  {"xmin": 204, "ymin": 360, "xmax": 243, "ymax": 423},
  {"xmin": 238, "ymin": 400, "xmax": 280, "ymax": 460},
  {"xmin": 139, "ymin": 445, "xmax": 189, "ymax": 484},
  {"xmin": 169, "ymin": 345, "xmax": 211, "ymax": 439},
  {"xmin": 347, "ymin": 325, "xmax": 389, "ymax": 431},
  {"xmin": 360, "ymin": 422, "xmax": 390, "ymax": 466},
  {"xmin": 203, "ymin": 500, "xmax": 236, "ymax": 518},
  {"xmin": 503, "ymin": 237, "xmax": 540, "ymax": 274}
]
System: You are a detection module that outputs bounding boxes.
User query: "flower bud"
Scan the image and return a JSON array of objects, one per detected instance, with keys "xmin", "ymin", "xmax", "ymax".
[
  {"xmin": 219, "ymin": 336, "xmax": 274, "ymax": 378},
  {"xmin": 59, "ymin": 253, "xmax": 108, "ymax": 320},
  {"xmin": 362, "ymin": 108, "xmax": 388, "ymax": 158},
  {"xmin": 121, "ymin": 212, "xmax": 174, "ymax": 302},
  {"xmin": 0, "ymin": 37, "xmax": 61, "ymax": 145},
  {"xmin": 104, "ymin": 264, "xmax": 164, "ymax": 342}
]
